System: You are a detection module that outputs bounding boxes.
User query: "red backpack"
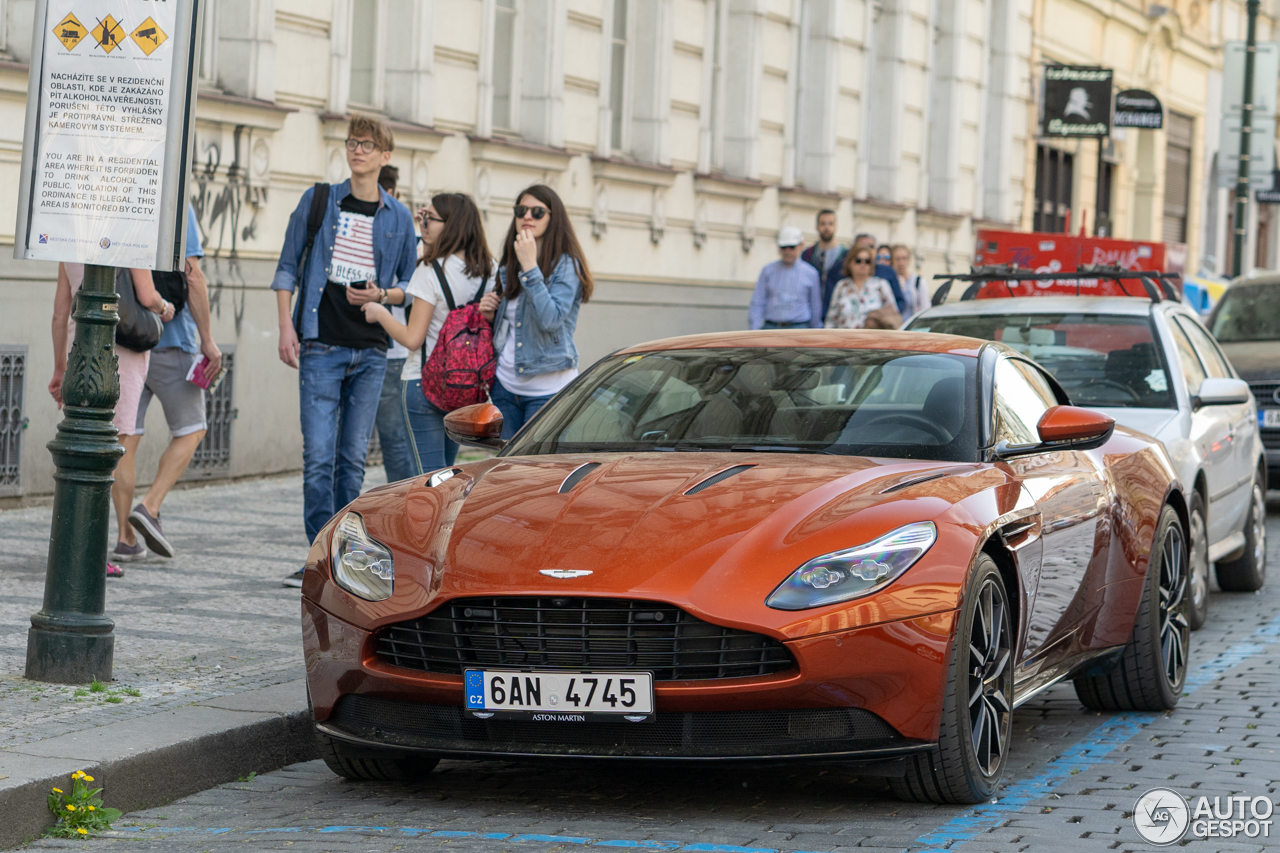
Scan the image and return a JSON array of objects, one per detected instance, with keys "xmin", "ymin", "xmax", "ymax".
[{"xmin": 419, "ymin": 260, "xmax": 497, "ymax": 412}]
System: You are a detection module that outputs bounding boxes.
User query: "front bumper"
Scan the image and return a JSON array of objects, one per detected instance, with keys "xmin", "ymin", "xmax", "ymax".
[{"xmin": 302, "ymin": 597, "xmax": 954, "ymax": 759}]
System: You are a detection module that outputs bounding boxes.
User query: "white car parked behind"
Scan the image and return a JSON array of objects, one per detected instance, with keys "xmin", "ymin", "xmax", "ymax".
[{"xmin": 908, "ymin": 294, "xmax": 1266, "ymax": 630}]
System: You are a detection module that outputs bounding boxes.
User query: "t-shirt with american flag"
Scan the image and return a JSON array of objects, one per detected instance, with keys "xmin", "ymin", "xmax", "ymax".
[{"xmin": 318, "ymin": 194, "xmax": 387, "ymax": 349}]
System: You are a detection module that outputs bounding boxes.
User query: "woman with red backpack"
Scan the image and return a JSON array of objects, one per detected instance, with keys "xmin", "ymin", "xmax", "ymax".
[
  {"xmin": 362, "ymin": 192, "xmax": 492, "ymax": 473},
  {"xmin": 478, "ymin": 184, "xmax": 593, "ymax": 439}
]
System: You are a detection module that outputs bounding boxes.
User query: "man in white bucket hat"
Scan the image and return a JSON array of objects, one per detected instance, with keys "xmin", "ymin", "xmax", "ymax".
[{"xmin": 748, "ymin": 225, "xmax": 823, "ymax": 330}]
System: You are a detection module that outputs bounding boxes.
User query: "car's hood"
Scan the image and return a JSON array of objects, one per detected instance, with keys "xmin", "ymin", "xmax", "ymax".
[
  {"xmin": 366, "ymin": 452, "xmax": 1001, "ymax": 633},
  {"xmin": 1091, "ymin": 407, "xmax": 1178, "ymax": 442},
  {"xmin": 1218, "ymin": 340, "xmax": 1280, "ymax": 382}
]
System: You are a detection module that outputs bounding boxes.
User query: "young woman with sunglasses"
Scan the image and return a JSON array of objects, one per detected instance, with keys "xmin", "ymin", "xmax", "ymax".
[
  {"xmin": 824, "ymin": 246, "xmax": 900, "ymax": 329},
  {"xmin": 478, "ymin": 184, "xmax": 593, "ymax": 439},
  {"xmin": 361, "ymin": 192, "xmax": 492, "ymax": 472}
]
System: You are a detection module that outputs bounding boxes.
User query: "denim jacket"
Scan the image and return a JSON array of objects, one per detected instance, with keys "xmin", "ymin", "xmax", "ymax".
[
  {"xmin": 493, "ymin": 254, "xmax": 584, "ymax": 376},
  {"xmin": 270, "ymin": 179, "xmax": 418, "ymax": 341}
]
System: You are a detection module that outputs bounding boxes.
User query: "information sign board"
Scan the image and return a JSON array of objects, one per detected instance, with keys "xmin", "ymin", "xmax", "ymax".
[{"xmin": 14, "ymin": 0, "xmax": 199, "ymax": 270}]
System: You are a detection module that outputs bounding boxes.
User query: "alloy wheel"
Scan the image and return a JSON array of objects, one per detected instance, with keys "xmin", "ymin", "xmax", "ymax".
[
  {"xmin": 1189, "ymin": 508, "xmax": 1208, "ymax": 613},
  {"xmin": 1250, "ymin": 484, "xmax": 1267, "ymax": 571},
  {"xmin": 968, "ymin": 577, "xmax": 1012, "ymax": 777},
  {"xmin": 1158, "ymin": 526, "xmax": 1190, "ymax": 687}
]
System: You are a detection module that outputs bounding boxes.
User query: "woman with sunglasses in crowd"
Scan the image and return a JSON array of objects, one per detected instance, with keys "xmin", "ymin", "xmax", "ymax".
[
  {"xmin": 824, "ymin": 245, "xmax": 901, "ymax": 329},
  {"xmin": 478, "ymin": 184, "xmax": 593, "ymax": 439},
  {"xmin": 362, "ymin": 192, "xmax": 492, "ymax": 472}
]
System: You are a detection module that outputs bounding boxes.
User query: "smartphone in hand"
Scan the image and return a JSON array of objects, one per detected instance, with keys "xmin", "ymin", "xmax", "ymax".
[{"xmin": 350, "ymin": 280, "xmax": 369, "ymax": 290}]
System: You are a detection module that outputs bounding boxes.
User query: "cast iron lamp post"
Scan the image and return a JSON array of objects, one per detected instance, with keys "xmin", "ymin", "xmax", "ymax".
[
  {"xmin": 25, "ymin": 263, "xmax": 121, "ymax": 683},
  {"xmin": 1232, "ymin": 0, "xmax": 1261, "ymax": 278}
]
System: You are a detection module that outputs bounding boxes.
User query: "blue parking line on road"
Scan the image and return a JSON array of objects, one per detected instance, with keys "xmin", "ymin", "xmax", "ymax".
[
  {"xmin": 679, "ymin": 845, "xmax": 777, "ymax": 853},
  {"xmin": 910, "ymin": 610, "xmax": 1280, "ymax": 852},
  {"xmin": 593, "ymin": 841, "xmax": 681, "ymax": 849},
  {"xmin": 510, "ymin": 834, "xmax": 593, "ymax": 844}
]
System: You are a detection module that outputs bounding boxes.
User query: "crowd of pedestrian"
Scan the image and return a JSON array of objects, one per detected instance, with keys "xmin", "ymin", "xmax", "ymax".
[{"xmin": 749, "ymin": 210, "xmax": 930, "ymax": 331}]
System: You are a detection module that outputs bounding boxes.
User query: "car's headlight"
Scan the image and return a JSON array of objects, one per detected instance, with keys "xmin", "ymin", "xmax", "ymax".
[
  {"xmin": 330, "ymin": 512, "xmax": 394, "ymax": 601},
  {"xmin": 766, "ymin": 522, "xmax": 937, "ymax": 611}
]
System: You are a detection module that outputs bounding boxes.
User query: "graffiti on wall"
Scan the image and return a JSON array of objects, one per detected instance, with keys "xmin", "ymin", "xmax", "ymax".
[{"xmin": 190, "ymin": 125, "xmax": 265, "ymax": 337}]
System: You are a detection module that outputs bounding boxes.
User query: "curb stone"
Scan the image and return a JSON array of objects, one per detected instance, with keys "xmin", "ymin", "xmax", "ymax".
[{"xmin": 0, "ymin": 680, "xmax": 315, "ymax": 849}]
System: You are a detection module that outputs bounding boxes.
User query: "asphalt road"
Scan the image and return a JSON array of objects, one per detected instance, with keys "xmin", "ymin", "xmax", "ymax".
[{"xmin": 22, "ymin": 503, "xmax": 1280, "ymax": 853}]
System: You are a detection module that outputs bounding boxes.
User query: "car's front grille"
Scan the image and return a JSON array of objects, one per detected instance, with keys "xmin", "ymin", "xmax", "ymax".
[
  {"xmin": 1248, "ymin": 382, "xmax": 1280, "ymax": 406},
  {"xmin": 328, "ymin": 695, "xmax": 902, "ymax": 757},
  {"xmin": 376, "ymin": 597, "xmax": 795, "ymax": 681},
  {"xmin": 1262, "ymin": 431, "xmax": 1280, "ymax": 451}
]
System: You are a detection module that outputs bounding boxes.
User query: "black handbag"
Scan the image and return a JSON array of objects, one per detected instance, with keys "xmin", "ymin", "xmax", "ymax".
[
  {"xmin": 115, "ymin": 268, "xmax": 163, "ymax": 352},
  {"xmin": 152, "ymin": 269, "xmax": 188, "ymax": 314}
]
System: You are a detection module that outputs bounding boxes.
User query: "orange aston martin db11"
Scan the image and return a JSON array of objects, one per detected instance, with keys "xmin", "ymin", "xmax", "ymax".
[{"xmin": 301, "ymin": 330, "xmax": 1190, "ymax": 804}]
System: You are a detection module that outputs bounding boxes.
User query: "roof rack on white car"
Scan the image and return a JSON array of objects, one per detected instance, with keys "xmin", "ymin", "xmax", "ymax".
[{"xmin": 930, "ymin": 264, "xmax": 1183, "ymax": 306}]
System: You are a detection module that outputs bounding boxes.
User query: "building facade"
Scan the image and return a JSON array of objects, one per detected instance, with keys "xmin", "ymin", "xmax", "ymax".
[{"xmin": 0, "ymin": 0, "xmax": 1273, "ymax": 500}]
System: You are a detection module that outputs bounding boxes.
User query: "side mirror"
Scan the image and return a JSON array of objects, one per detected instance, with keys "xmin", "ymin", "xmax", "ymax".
[
  {"xmin": 1193, "ymin": 377, "xmax": 1251, "ymax": 409},
  {"xmin": 443, "ymin": 403, "xmax": 506, "ymax": 450},
  {"xmin": 992, "ymin": 406, "xmax": 1115, "ymax": 460},
  {"xmin": 1037, "ymin": 405, "xmax": 1116, "ymax": 445}
]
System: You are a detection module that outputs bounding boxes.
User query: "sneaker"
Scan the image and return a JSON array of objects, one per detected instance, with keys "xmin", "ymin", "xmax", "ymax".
[
  {"xmin": 110, "ymin": 540, "xmax": 147, "ymax": 562},
  {"xmin": 128, "ymin": 503, "xmax": 174, "ymax": 558},
  {"xmin": 282, "ymin": 569, "xmax": 305, "ymax": 588},
  {"xmin": 106, "ymin": 562, "xmax": 124, "ymax": 579}
]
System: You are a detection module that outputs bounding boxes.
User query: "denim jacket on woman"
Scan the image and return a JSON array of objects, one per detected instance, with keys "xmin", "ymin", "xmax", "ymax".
[{"xmin": 493, "ymin": 254, "xmax": 584, "ymax": 377}]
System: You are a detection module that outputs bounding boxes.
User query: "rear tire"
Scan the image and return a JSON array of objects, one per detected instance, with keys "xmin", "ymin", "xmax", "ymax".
[
  {"xmin": 1187, "ymin": 492, "xmax": 1210, "ymax": 631},
  {"xmin": 1216, "ymin": 476, "xmax": 1267, "ymax": 592},
  {"xmin": 892, "ymin": 554, "xmax": 1012, "ymax": 804},
  {"xmin": 319, "ymin": 733, "xmax": 440, "ymax": 782},
  {"xmin": 1073, "ymin": 505, "xmax": 1188, "ymax": 711}
]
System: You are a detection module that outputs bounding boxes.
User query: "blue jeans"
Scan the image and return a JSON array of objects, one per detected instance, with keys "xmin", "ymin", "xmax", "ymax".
[
  {"xmin": 298, "ymin": 342, "xmax": 387, "ymax": 543},
  {"xmin": 376, "ymin": 357, "xmax": 415, "ymax": 483},
  {"xmin": 490, "ymin": 377, "xmax": 554, "ymax": 440},
  {"xmin": 401, "ymin": 379, "xmax": 458, "ymax": 474}
]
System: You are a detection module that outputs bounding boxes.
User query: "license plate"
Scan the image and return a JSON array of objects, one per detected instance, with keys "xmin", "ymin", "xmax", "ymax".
[
  {"xmin": 465, "ymin": 670, "xmax": 654, "ymax": 721},
  {"xmin": 1263, "ymin": 410, "xmax": 1280, "ymax": 428}
]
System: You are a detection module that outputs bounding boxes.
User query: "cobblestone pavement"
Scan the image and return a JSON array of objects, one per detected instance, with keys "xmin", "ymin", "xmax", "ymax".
[
  {"xmin": 0, "ymin": 470, "xmax": 379, "ymax": 749},
  {"xmin": 16, "ymin": 501, "xmax": 1280, "ymax": 853}
]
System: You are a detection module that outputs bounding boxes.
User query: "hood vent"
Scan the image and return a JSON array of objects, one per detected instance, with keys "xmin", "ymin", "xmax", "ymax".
[
  {"xmin": 558, "ymin": 462, "xmax": 602, "ymax": 494},
  {"xmin": 685, "ymin": 464, "xmax": 755, "ymax": 496}
]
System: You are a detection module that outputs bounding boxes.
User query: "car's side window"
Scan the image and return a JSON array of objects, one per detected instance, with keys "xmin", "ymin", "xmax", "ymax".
[
  {"xmin": 1167, "ymin": 320, "xmax": 1208, "ymax": 394},
  {"xmin": 993, "ymin": 358, "xmax": 1050, "ymax": 446},
  {"xmin": 1174, "ymin": 316, "xmax": 1232, "ymax": 379}
]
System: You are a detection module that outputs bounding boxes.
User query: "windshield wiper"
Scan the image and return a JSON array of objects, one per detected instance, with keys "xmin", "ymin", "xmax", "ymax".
[{"xmin": 728, "ymin": 444, "xmax": 839, "ymax": 455}]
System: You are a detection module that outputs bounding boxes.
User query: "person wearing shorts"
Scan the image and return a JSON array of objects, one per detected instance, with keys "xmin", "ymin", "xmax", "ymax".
[
  {"xmin": 51, "ymin": 262, "xmax": 174, "ymax": 578},
  {"xmin": 112, "ymin": 207, "xmax": 222, "ymax": 562}
]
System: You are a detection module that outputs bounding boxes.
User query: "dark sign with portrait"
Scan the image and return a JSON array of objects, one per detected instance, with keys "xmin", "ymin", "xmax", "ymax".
[
  {"xmin": 1257, "ymin": 171, "xmax": 1280, "ymax": 204},
  {"xmin": 1113, "ymin": 89, "xmax": 1164, "ymax": 129},
  {"xmin": 1043, "ymin": 66, "xmax": 1113, "ymax": 137}
]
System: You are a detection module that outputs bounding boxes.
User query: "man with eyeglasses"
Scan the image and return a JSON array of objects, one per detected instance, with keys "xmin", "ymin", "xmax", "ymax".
[
  {"xmin": 271, "ymin": 116, "xmax": 418, "ymax": 588},
  {"xmin": 748, "ymin": 226, "xmax": 823, "ymax": 330}
]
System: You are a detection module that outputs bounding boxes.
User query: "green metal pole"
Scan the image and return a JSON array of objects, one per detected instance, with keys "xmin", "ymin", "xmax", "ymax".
[
  {"xmin": 25, "ymin": 263, "xmax": 122, "ymax": 683},
  {"xmin": 1232, "ymin": 0, "xmax": 1261, "ymax": 278}
]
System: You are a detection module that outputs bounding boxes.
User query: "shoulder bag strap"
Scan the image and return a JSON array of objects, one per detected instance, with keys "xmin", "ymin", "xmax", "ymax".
[
  {"xmin": 423, "ymin": 259, "xmax": 455, "ymax": 364},
  {"xmin": 292, "ymin": 182, "xmax": 331, "ymax": 334},
  {"xmin": 466, "ymin": 271, "xmax": 491, "ymax": 306}
]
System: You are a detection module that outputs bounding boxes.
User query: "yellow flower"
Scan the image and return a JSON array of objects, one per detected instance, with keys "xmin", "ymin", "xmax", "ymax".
[
  {"xmin": 51, "ymin": 787, "xmax": 63, "ymax": 793},
  {"xmin": 82, "ymin": 775, "xmax": 94, "ymax": 782},
  {"xmin": 66, "ymin": 805, "xmax": 75, "ymax": 811},
  {"xmin": 87, "ymin": 805, "xmax": 95, "ymax": 811},
  {"xmin": 77, "ymin": 828, "xmax": 88, "ymax": 836},
  {"xmin": 72, "ymin": 771, "xmax": 83, "ymax": 778}
]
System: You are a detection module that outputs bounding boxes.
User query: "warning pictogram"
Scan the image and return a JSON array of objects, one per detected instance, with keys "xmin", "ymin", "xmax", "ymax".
[
  {"xmin": 92, "ymin": 15, "xmax": 124, "ymax": 54},
  {"xmin": 129, "ymin": 17, "xmax": 167, "ymax": 56},
  {"xmin": 53, "ymin": 13, "xmax": 87, "ymax": 51}
]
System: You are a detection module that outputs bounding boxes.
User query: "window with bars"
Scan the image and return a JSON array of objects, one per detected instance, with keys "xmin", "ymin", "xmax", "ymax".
[
  {"xmin": 1033, "ymin": 145, "xmax": 1074, "ymax": 233},
  {"xmin": 1163, "ymin": 112, "xmax": 1194, "ymax": 244},
  {"xmin": 0, "ymin": 345, "xmax": 26, "ymax": 497},
  {"xmin": 185, "ymin": 347, "xmax": 235, "ymax": 479}
]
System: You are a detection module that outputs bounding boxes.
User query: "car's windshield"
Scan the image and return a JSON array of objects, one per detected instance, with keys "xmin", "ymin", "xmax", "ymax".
[
  {"xmin": 1210, "ymin": 285, "xmax": 1280, "ymax": 342},
  {"xmin": 504, "ymin": 347, "xmax": 979, "ymax": 462},
  {"xmin": 908, "ymin": 313, "xmax": 1175, "ymax": 408}
]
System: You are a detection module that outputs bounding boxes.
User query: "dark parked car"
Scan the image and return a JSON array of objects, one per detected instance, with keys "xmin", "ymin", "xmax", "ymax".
[{"xmin": 1209, "ymin": 275, "xmax": 1280, "ymax": 487}]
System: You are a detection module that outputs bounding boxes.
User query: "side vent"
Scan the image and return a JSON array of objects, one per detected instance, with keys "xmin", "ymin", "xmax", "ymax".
[
  {"xmin": 559, "ymin": 462, "xmax": 601, "ymax": 494},
  {"xmin": 685, "ymin": 464, "xmax": 754, "ymax": 496}
]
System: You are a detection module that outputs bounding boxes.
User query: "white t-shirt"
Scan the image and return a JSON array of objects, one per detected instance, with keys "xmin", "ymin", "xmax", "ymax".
[
  {"xmin": 401, "ymin": 254, "xmax": 488, "ymax": 381},
  {"xmin": 495, "ymin": 296, "xmax": 579, "ymax": 396}
]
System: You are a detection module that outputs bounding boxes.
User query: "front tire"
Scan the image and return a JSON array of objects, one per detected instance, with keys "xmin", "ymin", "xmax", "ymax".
[
  {"xmin": 1073, "ymin": 505, "xmax": 1188, "ymax": 711},
  {"xmin": 1216, "ymin": 476, "xmax": 1267, "ymax": 592},
  {"xmin": 892, "ymin": 554, "xmax": 1012, "ymax": 804},
  {"xmin": 1187, "ymin": 492, "xmax": 1210, "ymax": 631}
]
